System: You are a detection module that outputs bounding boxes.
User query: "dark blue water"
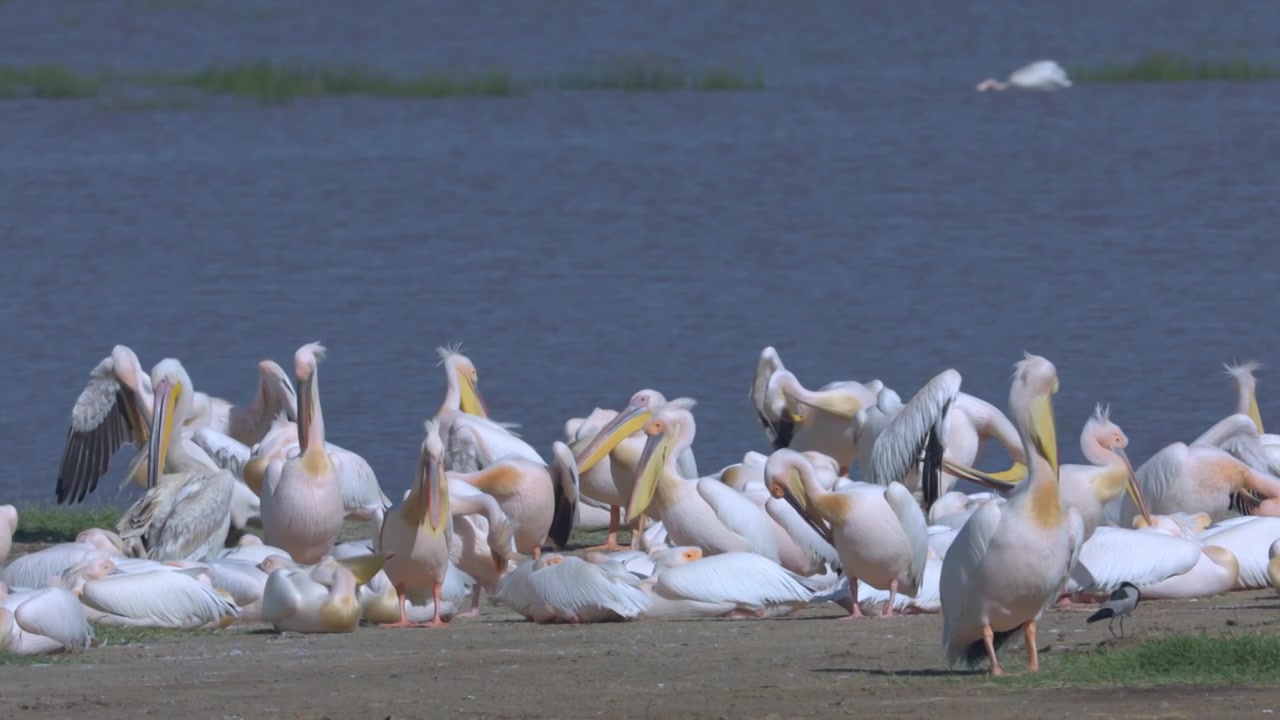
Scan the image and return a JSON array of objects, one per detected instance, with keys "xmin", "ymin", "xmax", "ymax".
[{"xmin": 3, "ymin": 0, "xmax": 1279, "ymax": 506}]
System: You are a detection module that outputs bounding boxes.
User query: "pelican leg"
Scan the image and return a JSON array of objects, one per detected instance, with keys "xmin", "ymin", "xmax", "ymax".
[
  {"xmin": 1024, "ymin": 621, "xmax": 1040, "ymax": 672},
  {"xmin": 983, "ymin": 624, "xmax": 1005, "ymax": 676},
  {"xmin": 532, "ymin": 545, "xmax": 542, "ymax": 560},
  {"xmin": 840, "ymin": 580, "xmax": 865, "ymax": 620},
  {"xmin": 383, "ymin": 585, "xmax": 426, "ymax": 629},
  {"xmin": 457, "ymin": 584, "xmax": 483, "ymax": 618},
  {"xmin": 879, "ymin": 580, "xmax": 898, "ymax": 618},
  {"xmin": 425, "ymin": 582, "xmax": 446, "ymax": 628},
  {"xmin": 583, "ymin": 506, "xmax": 628, "ymax": 552}
]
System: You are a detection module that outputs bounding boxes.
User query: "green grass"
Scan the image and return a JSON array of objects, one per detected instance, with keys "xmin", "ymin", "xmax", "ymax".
[
  {"xmin": 0, "ymin": 623, "xmax": 208, "ymax": 666},
  {"xmin": 12, "ymin": 507, "xmax": 122, "ymax": 544},
  {"xmin": 0, "ymin": 65, "xmax": 98, "ymax": 99},
  {"xmin": 1010, "ymin": 633, "xmax": 1280, "ymax": 688},
  {"xmin": 1074, "ymin": 51, "xmax": 1280, "ymax": 83},
  {"xmin": 162, "ymin": 62, "xmax": 518, "ymax": 102},
  {"xmin": 554, "ymin": 61, "xmax": 764, "ymax": 92}
]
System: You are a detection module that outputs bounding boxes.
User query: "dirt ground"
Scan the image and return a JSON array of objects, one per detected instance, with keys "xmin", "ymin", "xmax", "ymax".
[{"xmin": 3, "ymin": 540, "xmax": 1278, "ymax": 720}]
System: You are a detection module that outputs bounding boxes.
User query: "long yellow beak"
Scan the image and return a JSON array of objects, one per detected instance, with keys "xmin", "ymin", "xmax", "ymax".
[
  {"xmin": 574, "ymin": 404, "xmax": 652, "ymax": 474},
  {"xmin": 941, "ymin": 459, "xmax": 1025, "ymax": 492},
  {"xmin": 147, "ymin": 378, "xmax": 181, "ymax": 489},
  {"xmin": 1027, "ymin": 392, "xmax": 1058, "ymax": 477},
  {"xmin": 460, "ymin": 374, "xmax": 488, "ymax": 418},
  {"xmin": 296, "ymin": 374, "xmax": 313, "ymax": 452},
  {"xmin": 1249, "ymin": 391, "xmax": 1265, "ymax": 435},
  {"xmin": 771, "ymin": 476, "xmax": 832, "ymax": 545},
  {"xmin": 334, "ymin": 552, "xmax": 391, "ymax": 585},
  {"xmin": 1114, "ymin": 447, "xmax": 1153, "ymax": 527},
  {"xmin": 626, "ymin": 429, "xmax": 667, "ymax": 523}
]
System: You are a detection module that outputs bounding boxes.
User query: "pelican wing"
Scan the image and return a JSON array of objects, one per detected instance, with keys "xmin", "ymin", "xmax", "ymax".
[
  {"xmin": 446, "ymin": 415, "xmax": 544, "ymax": 472},
  {"xmin": 884, "ymin": 481, "xmax": 930, "ymax": 593},
  {"xmin": 763, "ymin": 497, "xmax": 840, "ymax": 568},
  {"xmin": 57, "ymin": 356, "xmax": 149, "ymax": 504},
  {"xmin": 189, "ymin": 428, "xmax": 252, "ymax": 478},
  {"xmin": 1108, "ymin": 443, "xmax": 1188, "ymax": 526},
  {"xmin": 1065, "ymin": 526, "xmax": 1202, "ymax": 594},
  {"xmin": 750, "ymin": 347, "xmax": 792, "ymax": 449},
  {"xmin": 527, "ymin": 558, "xmax": 650, "ymax": 619},
  {"xmin": 696, "ymin": 479, "xmax": 781, "ymax": 562},
  {"xmin": 332, "ymin": 448, "xmax": 391, "ymax": 511},
  {"xmin": 82, "ymin": 570, "xmax": 238, "ymax": 629},
  {"xmin": 655, "ymin": 553, "xmax": 813, "ymax": 606},
  {"xmin": 547, "ymin": 441, "xmax": 580, "ymax": 549},
  {"xmin": 1199, "ymin": 517, "xmax": 1280, "ymax": 590},
  {"xmin": 870, "ymin": 369, "xmax": 961, "ymax": 497},
  {"xmin": 449, "ymin": 489, "xmax": 518, "ymax": 562},
  {"xmin": 853, "ymin": 388, "xmax": 901, "ymax": 479},
  {"xmin": 940, "ymin": 500, "xmax": 1002, "ymax": 658},
  {"xmin": 1, "ymin": 544, "xmax": 107, "ymax": 590},
  {"xmin": 491, "ymin": 560, "xmax": 538, "ymax": 616},
  {"xmin": 1195, "ymin": 414, "xmax": 1279, "ymax": 473},
  {"xmin": 7, "ymin": 587, "xmax": 93, "ymax": 651},
  {"xmin": 143, "ymin": 470, "xmax": 236, "ymax": 562}
]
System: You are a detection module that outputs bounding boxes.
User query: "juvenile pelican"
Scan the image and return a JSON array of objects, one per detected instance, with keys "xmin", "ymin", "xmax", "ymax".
[
  {"xmin": 765, "ymin": 449, "xmax": 928, "ymax": 618},
  {"xmin": 115, "ymin": 360, "xmax": 236, "ymax": 562},
  {"xmin": 940, "ymin": 353, "xmax": 1085, "ymax": 676},
  {"xmin": 260, "ymin": 343, "xmax": 346, "ymax": 565},
  {"xmin": 976, "ymin": 60, "xmax": 1072, "ymax": 91},
  {"xmin": 627, "ymin": 399, "xmax": 779, "ymax": 560}
]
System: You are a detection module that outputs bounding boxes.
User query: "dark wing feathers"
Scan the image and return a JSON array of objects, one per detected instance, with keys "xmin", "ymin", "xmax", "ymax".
[{"xmin": 56, "ymin": 363, "xmax": 148, "ymax": 505}]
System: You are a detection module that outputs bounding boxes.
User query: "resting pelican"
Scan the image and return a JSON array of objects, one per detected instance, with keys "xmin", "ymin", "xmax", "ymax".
[
  {"xmin": 766, "ymin": 449, "xmax": 928, "ymax": 618},
  {"xmin": 571, "ymin": 389, "xmax": 698, "ymax": 551},
  {"xmin": 0, "ymin": 530, "xmax": 122, "ymax": 589},
  {"xmin": 260, "ymin": 561, "xmax": 361, "ymax": 634},
  {"xmin": 185, "ymin": 360, "xmax": 297, "ymax": 447},
  {"xmin": 451, "ymin": 441, "xmax": 578, "ymax": 558},
  {"xmin": 115, "ymin": 359, "xmax": 236, "ymax": 562},
  {"xmin": 638, "ymin": 546, "xmax": 816, "ymax": 620},
  {"xmin": 947, "ymin": 404, "xmax": 1154, "ymax": 539},
  {"xmin": 493, "ymin": 553, "xmax": 650, "ymax": 624},
  {"xmin": 260, "ymin": 343, "xmax": 347, "ymax": 565},
  {"xmin": 378, "ymin": 420, "xmax": 514, "ymax": 628},
  {"xmin": 64, "ymin": 557, "xmax": 238, "ymax": 630},
  {"xmin": 0, "ymin": 505, "xmax": 15, "ymax": 565},
  {"xmin": 940, "ymin": 353, "xmax": 1085, "ymax": 676},
  {"xmin": 627, "ymin": 399, "xmax": 780, "ymax": 560},
  {"xmin": 976, "ymin": 60, "xmax": 1072, "ymax": 91},
  {"xmin": 1198, "ymin": 516, "xmax": 1280, "ymax": 590},
  {"xmin": 0, "ymin": 584, "xmax": 92, "ymax": 655},
  {"xmin": 1268, "ymin": 540, "xmax": 1280, "ymax": 591}
]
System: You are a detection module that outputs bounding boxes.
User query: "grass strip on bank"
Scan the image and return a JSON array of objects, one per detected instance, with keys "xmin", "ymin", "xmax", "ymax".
[
  {"xmin": 1007, "ymin": 633, "xmax": 1280, "ymax": 688},
  {"xmin": 1074, "ymin": 51, "xmax": 1280, "ymax": 83}
]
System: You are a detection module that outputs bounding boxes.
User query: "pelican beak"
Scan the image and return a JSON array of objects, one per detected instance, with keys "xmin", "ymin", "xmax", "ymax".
[
  {"xmin": 296, "ymin": 373, "xmax": 313, "ymax": 451},
  {"xmin": 574, "ymin": 404, "xmax": 653, "ymax": 474},
  {"xmin": 335, "ymin": 552, "xmax": 391, "ymax": 585},
  {"xmin": 1027, "ymin": 392, "xmax": 1059, "ymax": 478},
  {"xmin": 1249, "ymin": 391, "xmax": 1265, "ymax": 435},
  {"xmin": 1114, "ymin": 447, "xmax": 1153, "ymax": 528},
  {"xmin": 787, "ymin": 409, "xmax": 806, "ymax": 424},
  {"xmin": 626, "ymin": 428, "xmax": 668, "ymax": 523},
  {"xmin": 147, "ymin": 377, "xmax": 181, "ymax": 490},
  {"xmin": 778, "ymin": 482, "xmax": 833, "ymax": 546},
  {"xmin": 459, "ymin": 373, "xmax": 488, "ymax": 418},
  {"xmin": 427, "ymin": 456, "xmax": 446, "ymax": 532},
  {"xmin": 942, "ymin": 459, "xmax": 1023, "ymax": 493}
]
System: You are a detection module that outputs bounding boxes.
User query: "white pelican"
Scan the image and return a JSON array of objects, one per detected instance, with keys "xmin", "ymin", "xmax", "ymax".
[
  {"xmin": 493, "ymin": 553, "xmax": 650, "ymax": 624},
  {"xmin": 260, "ymin": 559, "xmax": 364, "ymax": 634},
  {"xmin": 940, "ymin": 353, "xmax": 1085, "ymax": 676},
  {"xmin": 570, "ymin": 389, "xmax": 698, "ymax": 551},
  {"xmin": 0, "ymin": 529, "xmax": 121, "ymax": 590},
  {"xmin": 717, "ymin": 453, "xmax": 839, "ymax": 576},
  {"xmin": 866, "ymin": 369, "xmax": 1025, "ymax": 509},
  {"xmin": 185, "ymin": 359, "xmax": 297, "ymax": 446},
  {"xmin": 0, "ymin": 583, "xmax": 92, "ymax": 655},
  {"xmin": 637, "ymin": 546, "xmax": 815, "ymax": 620},
  {"xmin": 115, "ymin": 359, "xmax": 236, "ymax": 562},
  {"xmin": 377, "ymin": 419, "xmax": 515, "ymax": 628},
  {"xmin": 64, "ymin": 557, "xmax": 238, "ymax": 630},
  {"xmin": 627, "ymin": 399, "xmax": 780, "ymax": 560},
  {"xmin": 947, "ymin": 404, "xmax": 1154, "ymax": 539},
  {"xmin": 976, "ymin": 60, "xmax": 1072, "ymax": 91},
  {"xmin": 765, "ymin": 449, "xmax": 928, "ymax": 618},
  {"xmin": 260, "ymin": 343, "xmax": 347, "ymax": 565},
  {"xmin": 1198, "ymin": 516, "xmax": 1280, "ymax": 590},
  {"xmin": 446, "ymin": 478, "xmax": 519, "ymax": 616},
  {"xmin": 1268, "ymin": 539, "xmax": 1280, "ymax": 591},
  {"xmin": 0, "ymin": 505, "xmax": 15, "ymax": 565}
]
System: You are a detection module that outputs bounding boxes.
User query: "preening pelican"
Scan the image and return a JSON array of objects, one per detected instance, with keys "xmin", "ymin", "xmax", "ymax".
[
  {"xmin": 493, "ymin": 553, "xmax": 649, "ymax": 624},
  {"xmin": 940, "ymin": 353, "xmax": 1085, "ymax": 676},
  {"xmin": 185, "ymin": 360, "xmax": 297, "ymax": 446},
  {"xmin": 435, "ymin": 344, "xmax": 489, "ymax": 421},
  {"xmin": 0, "ymin": 584, "xmax": 93, "ymax": 655},
  {"xmin": 571, "ymin": 389, "xmax": 698, "ymax": 551},
  {"xmin": 627, "ymin": 399, "xmax": 780, "ymax": 560},
  {"xmin": 976, "ymin": 60, "xmax": 1072, "ymax": 92},
  {"xmin": 450, "ymin": 441, "xmax": 579, "ymax": 558},
  {"xmin": 638, "ymin": 546, "xmax": 815, "ymax": 620},
  {"xmin": 65, "ymin": 557, "xmax": 238, "ymax": 630},
  {"xmin": 260, "ymin": 343, "xmax": 347, "ymax": 565},
  {"xmin": 766, "ymin": 449, "xmax": 928, "ymax": 618},
  {"xmin": 260, "ymin": 561, "xmax": 361, "ymax": 634},
  {"xmin": 115, "ymin": 359, "xmax": 236, "ymax": 562},
  {"xmin": 749, "ymin": 346, "xmax": 792, "ymax": 449}
]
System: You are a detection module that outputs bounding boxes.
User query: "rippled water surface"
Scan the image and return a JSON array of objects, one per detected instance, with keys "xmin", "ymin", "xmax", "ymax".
[{"xmin": 3, "ymin": 0, "xmax": 1279, "ymax": 505}]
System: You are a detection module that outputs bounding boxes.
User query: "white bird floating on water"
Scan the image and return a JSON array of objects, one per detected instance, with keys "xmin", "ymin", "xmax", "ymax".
[{"xmin": 976, "ymin": 60, "xmax": 1072, "ymax": 92}]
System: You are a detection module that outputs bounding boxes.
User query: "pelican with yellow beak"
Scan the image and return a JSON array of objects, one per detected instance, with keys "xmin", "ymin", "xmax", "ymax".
[
  {"xmin": 570, "ymin": 389, "xmax": 698, "ymax": 551},
  {"xmin": 435, "ymin": 343, "xmax": 489, "ymax": 420},
  {"xmin": 114, "ymin": 359, "xmax": 236, "ymax": 562},
  {"xmin": 378, "ymin": 419, "xmax": 515, "ymax": 628},
  {"xmin": 940, "ymin": 353, "xmax": 1085, "ymax": 676},
  {"xmin": 259, "ymin": 343, "xmax": 346, "ymax": 565},
  {"xmin": 625, "ymin": 399, "xmax": 780, "ymax": 560}
]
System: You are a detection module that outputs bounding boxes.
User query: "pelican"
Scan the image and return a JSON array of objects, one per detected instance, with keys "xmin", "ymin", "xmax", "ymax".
[
  {"xmin": 627, "ymin": 399, "xmax": 780, "ymax": 560},
  {"xmin": 0, "ymin": 530, "xmax": 122, "ymax": 589},
  {"xmin": 184, "ymin": 360, "xmax": 297, "ymax": 446},
  {"xmin": 766, "ymin": 449, "xmax": 928, "ymax": 618},
  {"xmin": 0, "ymin": 584, "xmax": 92, "ymax": 655},
  {"xmin": 867, "ymin": 369, "xmax": 1026, "ymax": 509},
  {"xmin": 435, "ymin": 343, "xmax": 489, "ymax": 420},
  {"xmin": 377, "ymin": 419, "xmax": 515, "ymax": 628},
  {"xmin": 64, "ymin": 557, "xmax": 238, "ymax": 630},
  {"xmin": 637, "ymin": 546, "xmax": 816, "ymax": 620},
  {"xmin": 0, "ymin": 505, "xmax": 15, "ymax": 565},
  {"xmin": 260, "ymin": 560, "xmax": 361, "ymax": 634},
  {"xmin": 1268, "ymin": 539, "xmax": 1280, "ymax": 591},
  {"xmin": 749, "ymin": 346, "xmax": 793, "ymax": 449},
  {"xmin": 115, "ymin": 359, "xmax": 236, "ymax": 562},
  {"xmin": 570, "ymin": 389, "xmax": 698, "ymax": 551},
  {"xmin": 1198, "ymin": 516, "xmax": 1280, "ymax": 590},
  {"xmin": 448, "ymin": 478, "xmax": 520, "ymax": 616},
  {"xmin": 976, "ymin": 60, "xmax": 1072, "ymax": 91},
  {"xmin": 493, "ymin": 553, "xmax": 650, "ymax": 624},
  {"xmin": 946, "ymin": 404, "xmax": 1154, "ymax": 539},
  {"xmin": 940, "ymin": 353, "xmax": 1085, "ymax": 676},
  {"xmin": 260, "ymin": 343, "xmax": 347, "ymax": 565}
]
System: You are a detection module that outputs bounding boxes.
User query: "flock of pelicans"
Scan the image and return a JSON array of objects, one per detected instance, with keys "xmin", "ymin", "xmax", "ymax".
[{"xmin": 2, "ymin": 343, "xmax": 1280, "ymax": 675}]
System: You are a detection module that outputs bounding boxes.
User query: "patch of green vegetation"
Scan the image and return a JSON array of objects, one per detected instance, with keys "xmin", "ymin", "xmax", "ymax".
[
  {"xmin": 1073, "ymin": 51, "xmax": 1280, "ymax": 83},
  {"xmin": 0, "ymin": 65, "xmax": 98, "ymax": 99},
  {"xmin": 162, "ymin": 62, "xmax": 517, "ymax": 103},
  {"xmin": 565, "ymin": 527, "xmax": 632, "ymax": 550},
  {"xmin": 554, "ymin": 61, "xmax": 764, "ymax": 92},
  {"xmin": 1011, "ymin": 633, "xmax": 1280, "ymax": 688},
  {"xmin": 91, "ymin": 623, "xmax": 198, "ymax": 647},
  {"xmin": 13, "ymin": 507, "xmax": 121, "ymax": 544},
  {"xmin": 0, "ymin": 650, "xmax": 92, "ymax": 667}
]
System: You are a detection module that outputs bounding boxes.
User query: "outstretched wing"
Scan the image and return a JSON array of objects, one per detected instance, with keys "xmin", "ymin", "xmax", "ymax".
[{"xmin": 57, "ymin": 356, "xmax": 150, "ymax": 504}]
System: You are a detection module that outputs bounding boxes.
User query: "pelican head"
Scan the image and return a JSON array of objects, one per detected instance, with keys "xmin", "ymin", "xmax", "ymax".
[
  {"xmin": 1011, "ymin": 353, "xmax": 1060, "ymax": 476},
  {"xmin": 417, "ymin": 419, "xmax": 449, "ymax": 533},
  {"xmin": 111, "ymin": 345, "xmax": 145, "ymax": 393},
  {"xmin": 437, "ymin": 344, "xmax": 488, "ymax": 418},
  {"xmin": 652, "ymin": 546, "xmax": 703, "ymax": 571},
  {"xmin": 1224, "ymin": 360, "xmax": 1264, "ymax": 434},
  {"xmin": 1086, "ymin": 405, "xmax": 1153, "ymax": 527},
  {"xmin": 146, "ymin": 359, "xmax": 194, "ymax": 489},
  {"xmin": 627, "ymin": 398, "xmax": 697, "ymax": 523},
  {"xmin": 534, "ymin": 553, "xmax": 566, "ymax": 571},
  {"xmin": 259, "ymin": 359, "xmax": 298, "ymax": 422},
  {"xmin": 572, "ymin": 388, "xmax": 669, "ymax": 473},
  {"xmin": 764, "ymin": 449, "xmax": 835, "ymax": 544},
  {"xmin": 294, "ymin": 342, "xmax": 326, "ymax": 451},
  {"xmin": 259, "ymin": 555, "xmax": 295, "ymax": 574},
  {"xmin": 976, "ymin": 78, "xmax": 1008, "ymax": 92}
]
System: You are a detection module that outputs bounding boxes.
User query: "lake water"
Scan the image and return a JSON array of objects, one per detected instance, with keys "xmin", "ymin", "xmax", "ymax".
[{"xmin": 3, "ymin": 0, "xmax": 1279, "ymax": 507}]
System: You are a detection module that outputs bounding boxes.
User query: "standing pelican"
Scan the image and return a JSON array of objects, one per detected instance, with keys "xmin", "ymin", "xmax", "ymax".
[
  {"xmin": 976, "ymin": 60, "xmax": 1072, "ymax": 91},
  {"xmin": 115, "ymin": 360, "xmax": 236, "ymax": 562},
  {"xmin": 260, "ymin": 343, "xmax": 346, "ymax": 565},
  {"xmin": 186, "ymin": 360, "xmax": 298, "ymax": 447},
  {"xmin": 940, "ymin": 353, "xmax": 1085, "ymax": 676}
]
